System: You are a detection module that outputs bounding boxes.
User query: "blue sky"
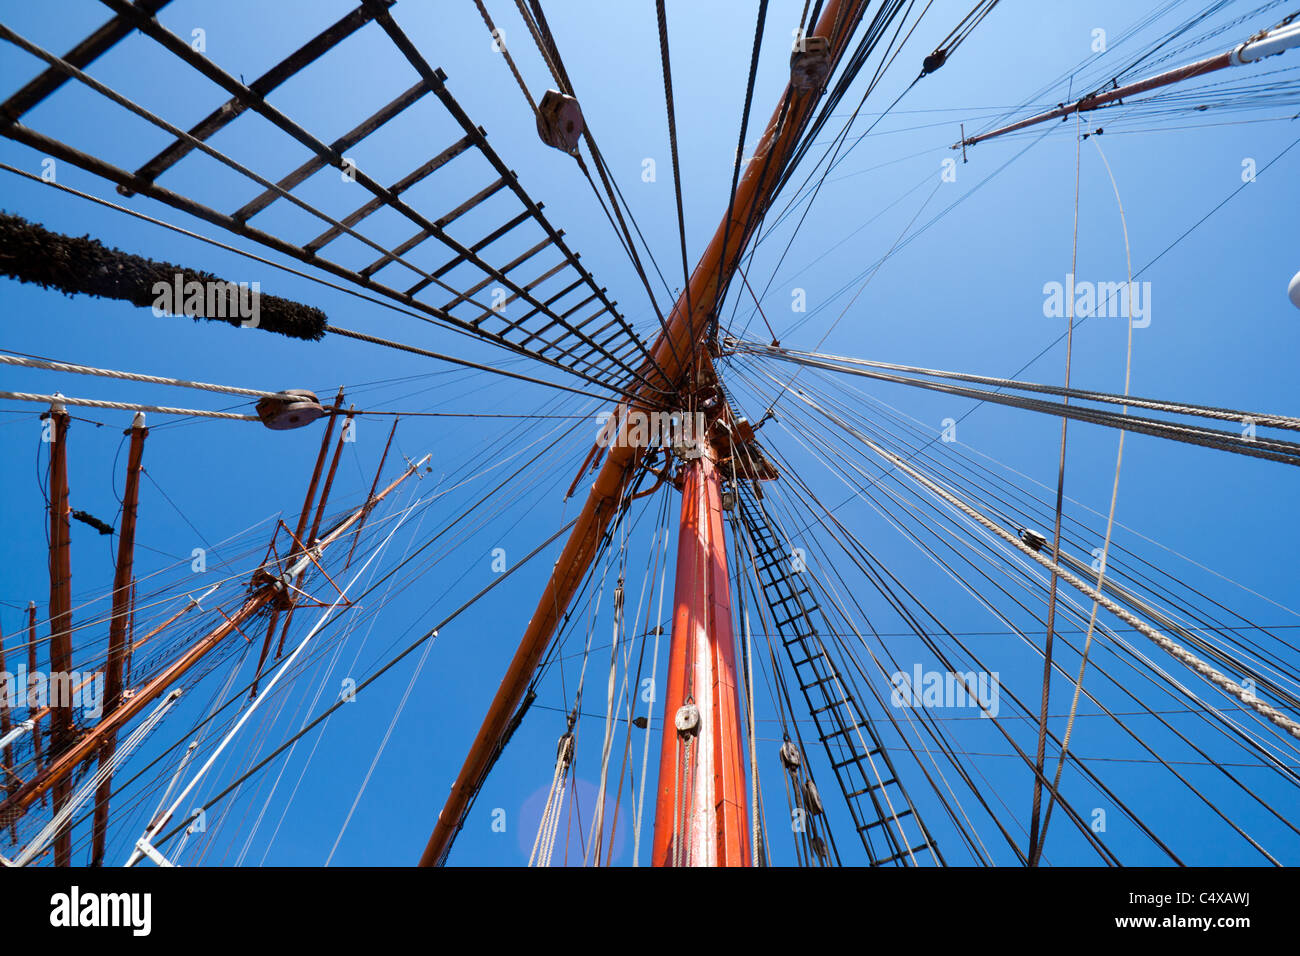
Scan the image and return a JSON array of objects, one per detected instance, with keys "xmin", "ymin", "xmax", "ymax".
[{"xmin": 1, "ymin": 0, "xmax": 1298, "ymax": 866}]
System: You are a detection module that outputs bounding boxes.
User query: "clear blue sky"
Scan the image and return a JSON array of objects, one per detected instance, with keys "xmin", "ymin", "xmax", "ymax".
[{"xmin": 1, "ymin": 0, "xmax": 1298, "ymax": 866}]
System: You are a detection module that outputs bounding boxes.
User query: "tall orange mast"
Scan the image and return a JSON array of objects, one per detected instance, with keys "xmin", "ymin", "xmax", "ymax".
[
  {"xmin": 419, "ymin": 0, "xmax": 872, "ymax": 867},
  {"xmin": 651, "ymin": 454, "xmax": 750, "ymax": 865}
]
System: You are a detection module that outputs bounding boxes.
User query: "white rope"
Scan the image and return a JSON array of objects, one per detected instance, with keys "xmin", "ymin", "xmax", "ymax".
[
  {"xmin": 0, "ymin": 353, "xmax": 280, "ymax": 398},
  {"xmin": 0, "ymin": 390, "xmax": 258, "ymax": 420},
  {"xmin": 541, "ymin": 778, "xmax": 566, "ymax": 865},
  {"xmin": 528, "ymin": 762, "xmax": 559, "ymax": 865},
  {"xmin": 632, "ymin": 509, "xmax": 670, "ymax": 866},
  {"xmin": 586, "ymin": 578, "xmax": 624, "ymax": 866},
  {"xmin": 124, "ymin": 495, "xmax": 420, "ymax": 866},
  {"xmin": 15, "ymin": 689, "xmax": 181, "ymax": 866},
  {"xmin": 1035, "ymin": 133, "xmax": 1139, "ymax": 859},
  {"xmin": 529, "ymin": 747, "xmax": 568, "ymax": 867}
]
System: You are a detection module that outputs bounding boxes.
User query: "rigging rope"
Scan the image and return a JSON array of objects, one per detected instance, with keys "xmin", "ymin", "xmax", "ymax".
[
  {"xmin": 709, "ymin": 0, "xmax": 770, "ymax": 344},
  {"xmin": 780, "ymin": 384, "xmax": 1300, "ymax": 741},
  {"xmin": 738, "ymin": 364, "xmax": 1253, "ymax": 858},
  {"xmin": 1033, "ymin": 132, "xmax": 1141, "ymax": 863},
  {"xmin": 743, "ymin": 358, "xmax": 1300, "ymax": 811},
  {"xmin": 735, "ymin": 347, "xmax": 1300, "ymax": 465},
  {"xmin": 0, "ymin": 353, "xmax": 280, "ymax": 399},
  {"xmin": 736, "ymin": 344, "xmax": 1300, "ymax": 432},
  {"xmin": 528, "ymin": 728, "xmax": 573, "ymax": 866},
  {"xmin": 655, "ymin": 0, "xmax": 694, "ymax": 330},
  {"xmin": 0, "ymin": 391, "xmax": 258, "ymax": 421},
  {"xmin": 473, "ymin": 0, "xmax": 539, "ymax": 116},
  {"xmin": 497, "ymin": 0, "xmax": 682, "ymax": 363},
  {"xmin": 1027, "ymin": 111, "xmax": 1082, "ymax": 867},
  {"xmin": 923, "ymin": 0, "xmax": 1000, "ymax": 74}
]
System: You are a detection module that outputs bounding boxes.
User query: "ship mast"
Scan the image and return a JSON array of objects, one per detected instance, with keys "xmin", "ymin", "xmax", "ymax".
[
  {"xmin": 90, "ymin": 411, "xmax": 147, "ymax": 867},
  {"xmin": 0, "ymin": 444, "xmax": 429, "ymax": 821},
  {"xmin": 420, "ymin": 0, "xmax": 873, "ymax": 867},
  {"xmin": 44, "ymin": 399, "xmax": 74, "ymax": 866}
]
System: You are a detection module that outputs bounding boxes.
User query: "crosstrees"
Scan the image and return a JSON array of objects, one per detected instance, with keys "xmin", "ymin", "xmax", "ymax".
[
  {"xmin": 119, "ymin": 2, "xmax": 390, "ymax": 196},
  {"xmin": 0, "ymin": 1, "xmax": 663, "ymax": 395},
  {"xmin": 303, "ymin": 139, "xmax": 486, "ymax": 255},
  {"xmin": 0, "ymin": 0, "xmax": 170, "ymax": 123},
  {"xmin": 102, "ymin": 0, "xmax": 655, "ymax": 389},
  {"xmin": 354, "ymin": 0, "xmax": 671, "ymax": 385},
  {"xmin": 232, "ymin": 81, "xmax": 432, "ymax": 225},
  {"xmin": 420, "ymin": 208, "xmax": 535, "ymax": 281}
]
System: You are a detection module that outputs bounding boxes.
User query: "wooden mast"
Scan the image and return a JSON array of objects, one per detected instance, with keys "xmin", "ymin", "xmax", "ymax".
[
  {"xmin": 45, "ymin": 399, "xmax": 74, "ymax": 866},
  {"xmin": 419, "ymin": 0, "xmax": 871, "ymax": 866},
  {"xmin": 26, "ymin": 601, "xmax": 41, "ymax": 805},
  {"xmin": 0, "ymin": 622, "xmax": 13, "ymax": 844},
  {"xmin": 90, "ymin": 411, "xmax": 147, "ymax": 866},
  {"xmin": 0, "ymin": 444, "xmax": 427, "ymax": 820}
]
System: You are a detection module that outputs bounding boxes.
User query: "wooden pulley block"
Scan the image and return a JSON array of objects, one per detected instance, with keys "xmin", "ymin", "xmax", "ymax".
[
  {"xmin": 802, "ymin": 778, "xmax": 825, "ymax": 816},
  {"xmin": 256, "ymin": 389, "xmax": 326, "ymax": 430},
  {"xmin": 536, "ymin": 89, "xmax": 585, "ymax": 152},
  {"xmin": 1019, "ymin": 528, "xmax": 1048, "ymax": 553},
  {"xmin": 675, "ymin": 702, "xmax": 701, "ymax": 738},
  {"xmin": 790, "ymin": 36, "xmax": 832, "ymax": 91},
  {"xmin": 779, "ymin": 740, "xmax": 802, "ymax": 772}
]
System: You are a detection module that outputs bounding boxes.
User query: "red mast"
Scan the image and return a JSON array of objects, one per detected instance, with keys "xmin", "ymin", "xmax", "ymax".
[{"xmin": 652, "ymin": 453, "xmax": 749, "ymax": 866}]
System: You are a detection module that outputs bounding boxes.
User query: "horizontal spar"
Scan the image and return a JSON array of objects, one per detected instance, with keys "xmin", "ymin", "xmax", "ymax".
[{"xmin": 955, "ymin": 19, "xmax": 1300, "ymax": 148}]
